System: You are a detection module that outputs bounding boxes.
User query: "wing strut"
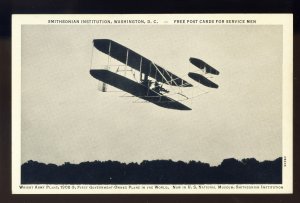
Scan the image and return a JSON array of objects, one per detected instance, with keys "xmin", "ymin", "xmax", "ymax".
[
  {"xmin": 124, "ymin": 49, "xmax": 129, "ymax": 77},
  {"xmin": 151, "ymin": 62, "xmax": 172, "ymax": 86},
  {"xmin": 139, "ymin": 57, "xmax": 143, "ymax": 82}
]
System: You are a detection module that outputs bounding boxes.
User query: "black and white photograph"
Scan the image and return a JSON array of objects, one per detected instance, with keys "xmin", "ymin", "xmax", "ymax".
[{"xmin": 11, "ymin": 14, "xmax": 293, "ymax": 194}]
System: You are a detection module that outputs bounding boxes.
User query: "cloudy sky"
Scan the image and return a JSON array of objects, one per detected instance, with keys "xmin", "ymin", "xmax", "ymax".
[{"xmin": 21, "ymin": 25, "xmax": 282, "ymax": 166}]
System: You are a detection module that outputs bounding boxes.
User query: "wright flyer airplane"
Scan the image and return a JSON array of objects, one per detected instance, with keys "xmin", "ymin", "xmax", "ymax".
[{"xmin": 89, "ymin": 39, "xmax": 220, "ymax": 110}]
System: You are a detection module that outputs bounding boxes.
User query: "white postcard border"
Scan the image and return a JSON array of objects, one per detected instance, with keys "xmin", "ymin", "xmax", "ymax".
[{"xmin": 12, "ymin": 14, "xmax": 293, "ymax": 194}]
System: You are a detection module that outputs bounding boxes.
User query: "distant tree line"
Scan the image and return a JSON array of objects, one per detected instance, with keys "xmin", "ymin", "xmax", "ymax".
[{"xmin": 21, "ymin": 158, "xmax": 282, "ymax": 184}]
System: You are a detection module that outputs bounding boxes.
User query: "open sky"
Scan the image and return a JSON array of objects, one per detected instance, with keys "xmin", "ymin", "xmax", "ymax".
[{"xmin": 21, "ymin": 25, "xmax": 282, "ymax": 166}]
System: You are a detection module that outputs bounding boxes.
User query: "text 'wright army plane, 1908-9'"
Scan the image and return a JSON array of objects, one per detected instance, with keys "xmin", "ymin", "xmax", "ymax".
[{"xmin": 90, "ymin": 39, "xmax": 220, "ymax": 110}]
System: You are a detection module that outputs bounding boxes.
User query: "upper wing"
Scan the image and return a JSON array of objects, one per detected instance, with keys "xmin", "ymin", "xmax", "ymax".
[
  {"xmin": 90, "ymin": 69, "xmax": 191, "ymax": 110},
  {"xmin": 189, "ymin": 57, "xmax": 220, "ymax": 75},
  {"xmin": 93, "ymin": 39, "xmax": 193, "ymax": 87}
]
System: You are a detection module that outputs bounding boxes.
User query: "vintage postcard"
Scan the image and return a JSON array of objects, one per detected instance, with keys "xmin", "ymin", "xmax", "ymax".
[{"xmin": 12, "ymin": 14, "xmax": 293, "ymax": 194}]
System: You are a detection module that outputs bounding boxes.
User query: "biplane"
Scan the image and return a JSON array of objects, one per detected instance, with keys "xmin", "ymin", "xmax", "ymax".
[{"xmin": 89, "ymin": 39, "xmax": 220, "ymax": 110}]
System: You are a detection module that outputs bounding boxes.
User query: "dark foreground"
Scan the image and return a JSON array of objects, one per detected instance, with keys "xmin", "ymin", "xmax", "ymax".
[{"xmin": 21, "ymin": 158, "xmax": 282, "ymax": 184}]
